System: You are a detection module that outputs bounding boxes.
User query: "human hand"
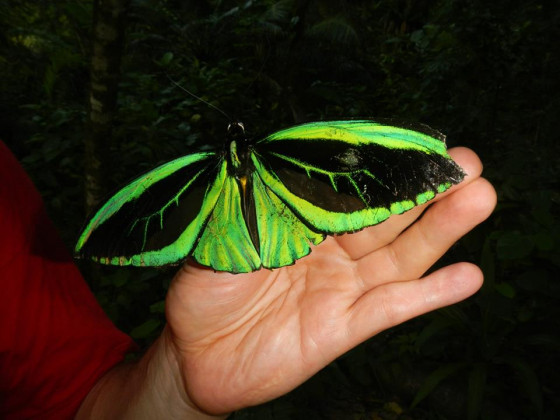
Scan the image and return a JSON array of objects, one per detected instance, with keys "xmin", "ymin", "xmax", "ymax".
[{"xmin": 163, "ymin": 147, "xmax": 497, "ymax": 415}]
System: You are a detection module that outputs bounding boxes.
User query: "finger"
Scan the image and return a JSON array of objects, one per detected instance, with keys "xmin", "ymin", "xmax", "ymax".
[
  {"xmin": 357, "ymin": 176, "xmax": 496, "ymax": 286},
  {"xmin": 346, "ymin": 262, "xmax": 483, "ymax": 347},
  {"xmin": 337, "ymin": 147, "xmax": 483, "ymax": 260}
]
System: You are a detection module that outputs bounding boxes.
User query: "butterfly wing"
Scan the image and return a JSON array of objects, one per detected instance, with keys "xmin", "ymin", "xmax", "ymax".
[
  {"xmin": 76, "ymin": 120, "xmax": 465, "ymax": 273},
  {"xmin": 250, "ymin": 171, "xmax": 325, "ymax": 269},
  {"xmin": 75, "ymin": 152, "xmax": 227, "ymax": 266},
  {"xmin": 252, "ymin": 120, "xmax": 465, "ymax": 238},
  {"xmin": 191, "ymin": 174, "xmax": 262, "ymax": 273}
]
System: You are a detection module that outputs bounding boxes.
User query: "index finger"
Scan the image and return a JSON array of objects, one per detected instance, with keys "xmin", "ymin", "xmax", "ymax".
[{"xmin": 336, "ymin": 147, "xmax": 484, "ymax": 260}]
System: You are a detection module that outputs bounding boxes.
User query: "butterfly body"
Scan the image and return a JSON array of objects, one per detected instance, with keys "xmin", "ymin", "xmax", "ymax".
[
  {"xmin": 223, "ymin": 121, "xmax": 261, "ymax": 255},
  {"xmin": 76, "ymin": 120, "xmax": 465, "ymax": 273}
]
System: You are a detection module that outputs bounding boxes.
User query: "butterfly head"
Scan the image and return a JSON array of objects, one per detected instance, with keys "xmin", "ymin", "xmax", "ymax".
[
  {"xmin": 226, "ymin": 121, "xmax": 252, "ymax": 174},
  {"xmin": 227, "ymin": 121, "xmax": 246, "ymax": 142}
]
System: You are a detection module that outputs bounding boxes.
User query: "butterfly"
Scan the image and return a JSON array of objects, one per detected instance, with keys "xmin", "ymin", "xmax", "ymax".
[{"xmin": 75, "ymin": 120, "xmax": 465, "ymax": 273}]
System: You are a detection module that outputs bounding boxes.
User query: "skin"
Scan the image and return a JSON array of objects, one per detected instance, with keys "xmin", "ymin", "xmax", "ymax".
[{"xmin": 77, "ymin": 147, "xmax": 497, "ymax": 419}]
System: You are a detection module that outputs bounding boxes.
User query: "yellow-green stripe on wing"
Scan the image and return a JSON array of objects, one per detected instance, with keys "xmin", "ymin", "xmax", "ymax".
[
  {"xmin": 254, "ymin": 120, "xmax": 465, "ymax": 235},
  {"xmin": 191, "ymin": 163, "xmax": 325, "ymax": 272},
  {"xmin": 193, "ymin": 175, "xmax": 262, "ymax": 273},
  {"xmin": 252, "ymin": 171, "xmax": 324, "ymax": 269},
  {"xmin": 75, "ymin": 152, "xmax": 225, "ymax": 266}
]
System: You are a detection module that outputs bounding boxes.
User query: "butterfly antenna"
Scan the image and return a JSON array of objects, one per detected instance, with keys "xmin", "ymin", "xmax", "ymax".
[
  {"xmin": 243, "ymin": 37, "xmax": 271, "ymax": 97},
  {"xmin": 166, "ymin": 74, "xmax": 231, "ymax": 121}
]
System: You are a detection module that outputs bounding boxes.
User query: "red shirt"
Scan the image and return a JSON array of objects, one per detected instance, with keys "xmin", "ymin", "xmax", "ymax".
[{"xmin": 0, "ymin": 142, "xmax": 136, "ymax": 419}]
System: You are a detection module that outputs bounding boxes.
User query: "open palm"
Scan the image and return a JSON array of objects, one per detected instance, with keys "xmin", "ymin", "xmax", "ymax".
[{"xmin": 164, "ymin": 147, "xmax": 496, "ymax": 414}]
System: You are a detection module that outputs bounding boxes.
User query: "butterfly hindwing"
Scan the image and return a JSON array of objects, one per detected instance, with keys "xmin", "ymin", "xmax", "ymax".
[
  {"xmin": 251, "ymin": 171, "xmax": 325, "ymax": 269},
  {"xmin": 191, "ymin": 159, "xmax": 326, "ymax": 272},
  {"xmin": 193, "ymin": 175, "xmax": 261, "ymax": 273}
]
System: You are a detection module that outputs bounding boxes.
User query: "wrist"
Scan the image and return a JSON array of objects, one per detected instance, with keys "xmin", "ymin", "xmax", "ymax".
[
  {"xmin": 76, "ymin": 325, "xmax": 228, "ymax": 420},
  {"xmin": 157, "ymin": 324, "xmax": 230, "ymax": 419}
]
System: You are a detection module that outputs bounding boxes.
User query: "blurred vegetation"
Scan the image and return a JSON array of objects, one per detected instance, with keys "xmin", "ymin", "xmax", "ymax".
[{"xmin": 1, "ymin": 0, "xmax": 559, "ymax": 418}]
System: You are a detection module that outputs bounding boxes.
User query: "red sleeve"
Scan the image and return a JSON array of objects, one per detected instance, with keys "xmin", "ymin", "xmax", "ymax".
[{"xmin": 0, "ymin": 141, "xmax": 137, "ymax": 419}]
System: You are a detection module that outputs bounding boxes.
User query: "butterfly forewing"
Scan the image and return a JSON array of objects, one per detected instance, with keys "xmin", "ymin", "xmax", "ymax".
[
  {"xmin": 253, "ymin": 120, "xmax": 465, "ymax": 234},
  {"xmin": 75, "ymin": 152, "xmax": 225, "ymax": 266}
]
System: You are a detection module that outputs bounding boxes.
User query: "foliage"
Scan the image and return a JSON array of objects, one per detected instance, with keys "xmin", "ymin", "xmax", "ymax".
[{"xmin": 1, "ymin": 0, "xmax": 558, "ymax": 418}]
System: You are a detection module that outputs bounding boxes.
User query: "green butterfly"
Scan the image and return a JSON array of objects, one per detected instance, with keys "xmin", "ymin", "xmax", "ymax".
[{"xmin": 75, "ymin": 120, "xmax": 465, "ymax": 273}]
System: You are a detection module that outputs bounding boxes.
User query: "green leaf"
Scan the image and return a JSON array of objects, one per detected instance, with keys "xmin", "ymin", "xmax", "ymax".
[
  {"xmin": 112, "ymin": 271, "xmax": 130, "ymax": 288},
  {"xmin": 496, "ymin": 231, "xmax": 534, "ymax": 260},
  {"xmin": 437, "ymin": 305, "xmax": 471, "ymax": 328},
  {"xmin": 130, "ymin": 318, "xmax": 161, "ymax": 339},
  {"xmin": 149, "ymin": 300, "xmax": 166, "ymax": 314},
  {"xmin": 411, "ymin": 362, "xmax": 466, "ymax": 408},
  {"xmin": 524, "ymin": 333, "xmax": 560, "ymax": 351},
  {"xmin": 157, "ymin": 51, "xmax": 173, "ymax": 66},
  {"xmin": 262, "ymin": 0, "xmax": 294, "ymax": 23},
  {"xmin": 308, "ymin": 17, "xmax": 359, "ymax": 46},
  {"xmin": 494, "ymin": 282, "xmax": 516, "ymax": 298},
  {"xmin": 467, "ymin": 364, "xmax": 486, "ymax": 420},
  {"xmin": 480, "ymin": 238, "xmax": 495, "ymax": 292},
  {"xmin": 501, "ymin": 357, "xmax": 543, "ymax": 417},
  {"xmin": 415, "ymin": 316, "xmax": 453, "ymax": 349},
  {"xmin": 531, "ymin": 231, "xmax": 555, "ymax": 251},
  {"xmin": 515, "ymin": 269, "xmax": 550, "ymax": 292}
]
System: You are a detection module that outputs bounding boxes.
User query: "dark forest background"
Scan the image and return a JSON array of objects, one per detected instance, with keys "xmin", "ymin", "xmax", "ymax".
[{"xmin": 1, "ymin": 0, "xmax": 559, "ymax": 418}]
